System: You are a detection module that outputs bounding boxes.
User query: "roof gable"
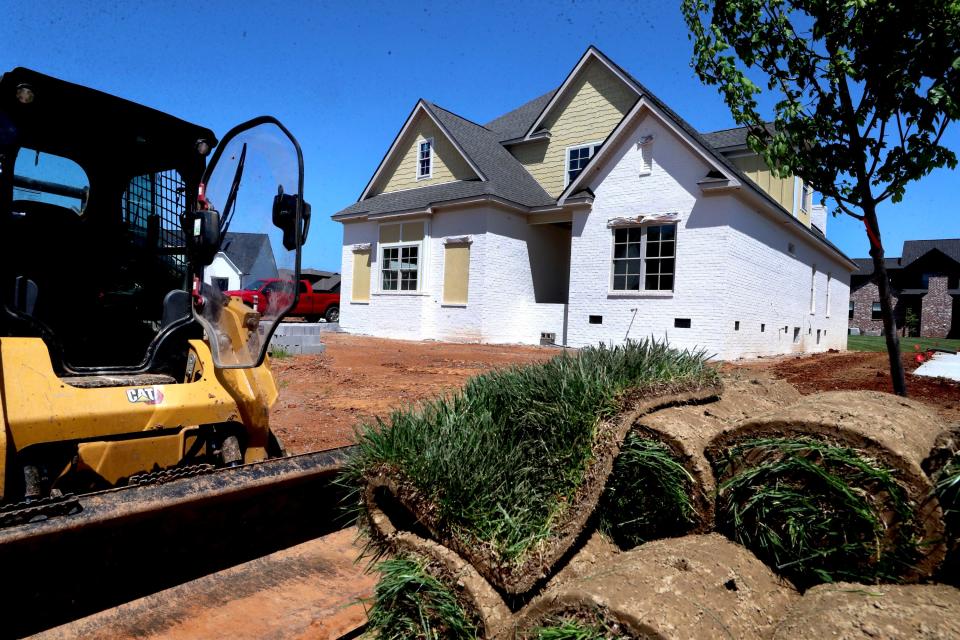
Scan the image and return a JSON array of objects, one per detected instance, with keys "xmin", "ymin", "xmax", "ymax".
[
  {"xmin": 360, "ymin": 100, "xmax": 486, "ymax": 201},
  {"xmin": 902, "ymin": 239, "xmax": 960, "ymax": 267},
  {"xmin": 558, "ymin": 96, "xmax": 741, "ymax": 204},
  {"xmin": 520, "ymin": 47, "xmax": 638, "ymax": 141}
]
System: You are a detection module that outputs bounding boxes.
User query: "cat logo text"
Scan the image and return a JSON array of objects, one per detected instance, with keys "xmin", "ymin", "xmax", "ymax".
[{"xmin": 126, "ymin": 387, "xmax": 164, "ymax": 405}]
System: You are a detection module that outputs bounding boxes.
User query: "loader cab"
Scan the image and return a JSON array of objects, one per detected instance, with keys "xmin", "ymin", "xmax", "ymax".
[{"xmin": 0, "ymin": 68, "xmax": 309, "ymax": 378}]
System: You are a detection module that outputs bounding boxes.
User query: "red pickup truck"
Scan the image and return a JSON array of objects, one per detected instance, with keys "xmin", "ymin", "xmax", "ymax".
[{"xmin": 228, "ymin": 278, "xmax": 339, "ymax": 323}]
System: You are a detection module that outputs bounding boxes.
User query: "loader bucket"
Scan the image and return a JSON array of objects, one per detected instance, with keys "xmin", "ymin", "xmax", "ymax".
[{"xmin": 0, "ymin": 446, "xmax": 356, "ymax": 638}]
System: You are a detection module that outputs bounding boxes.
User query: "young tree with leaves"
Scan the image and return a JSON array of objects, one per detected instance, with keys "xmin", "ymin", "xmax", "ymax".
[{"xmin": 681, "ymin": 0, "xmax": 959, "ymax": 395}]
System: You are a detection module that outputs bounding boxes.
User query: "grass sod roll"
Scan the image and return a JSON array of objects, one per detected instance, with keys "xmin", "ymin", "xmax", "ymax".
[
  {"xmin": 598, "ymin": 435, "xmax": 698, "ymax": 549},
  {"xmin": 366, "ymin": 555, "xmax": 480, "ymax": 640},
  {"xmin": 933, "ymin": 450, "xmax": 960, "ymax": 582},
  {"xmin": 349, "ymin": 339, "xmax": 721, "ymax": 594},
  {"xmin": 715, "ymin": 437, "xmax": 921, "ymax": 588},
  {"xmin": 527, "ymin": 612, "xmax": 635, "ymax": 639},
  {"xmin": 512, "ymin": 534, "xmax": 798, "ymax": 640},
  {"xmin": 706, "ymin": 391, "xmax": 949, "ymax": 588}
]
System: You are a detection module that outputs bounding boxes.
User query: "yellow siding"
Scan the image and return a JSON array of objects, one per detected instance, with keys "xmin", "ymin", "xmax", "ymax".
[
  {"xmin": 511, "ymin": 58, "xmax": 637, "ymax": 196},
  {"xmin": 442, "ymin": 243, "xmax": 470, "ymax": 304},
  {"xmin": 731, "ymin": 154, "xmax": 800, "ymax": 223},
  {"xmin": 351, "ymin": 250, "xmax": 371, "ymax": 302},
  {"xmin": 371, "ymin": 113, "xmax": 477, "ymax": 196},
  {"xmin": 379, "ymin": 221, "xmax": 423, "ymax": 244}
]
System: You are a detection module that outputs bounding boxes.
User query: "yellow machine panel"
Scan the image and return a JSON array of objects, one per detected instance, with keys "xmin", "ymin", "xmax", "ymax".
[{"xmin": 0, "ymin": 337, "xmax": 280, "ymax": 499}]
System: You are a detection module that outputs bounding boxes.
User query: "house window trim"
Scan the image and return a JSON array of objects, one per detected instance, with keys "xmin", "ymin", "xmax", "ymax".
[
  {"xmin": 564, "ymin": 141, "xmax": 603, "ymax": 188},
  {"xmin": 607, "ymin": 222, "xmax": 678, "ymax": 297},
  {"xmin": 416, "ymin": 138, "xmax": 434, "ymax": 180},
  {"xmin": 377, "ymin": 220, "xmax": 430, "ymax": 295}
]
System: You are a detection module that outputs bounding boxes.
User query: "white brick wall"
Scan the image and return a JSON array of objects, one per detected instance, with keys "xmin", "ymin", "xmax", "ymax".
[
  {"xmin": 565, "ymin": 111, "xmax": 850, "ymax": 358},
  {"xmin": 338, "ymin": 207, "xmax": 564, "ymax": 345}
]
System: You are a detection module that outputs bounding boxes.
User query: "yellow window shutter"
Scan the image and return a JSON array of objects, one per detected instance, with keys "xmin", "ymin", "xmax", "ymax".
[
  {"xmin": 352, "ymin": 250, "xmax": 371, "ymax": 302},
  {"xmin": 443, "ymin": 242, "xmax": 470, "ymax": 305}
]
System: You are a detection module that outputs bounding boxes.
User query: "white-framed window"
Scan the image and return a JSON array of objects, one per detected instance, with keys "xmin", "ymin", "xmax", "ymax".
[
  {"xmin": 566, "ymin": 142, "xmax": 601, "ymax": 186},
  {"xmin": 611, "ymin": 223, "xmax": 676, "ymax": 292},
  {"xmin": 417, "ymin": 138, "xmax": 433, "ymax": 179},
  {"xmin": 382, "ymin": 245, "xmax": 419, "ymax": 290},
  {"xmin": 379, "ymin": 221, "xmax": 426, "ymax": 292}
]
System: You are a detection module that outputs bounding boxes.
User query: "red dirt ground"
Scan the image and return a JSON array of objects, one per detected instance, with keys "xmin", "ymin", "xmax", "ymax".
[
  {"xmin": 271, "ymin": 335, "xmax": 960, "ymax": 454},
  {"xmin": 271, "ymin": 333, "xmax": 556, "ymax": 453},
  {"xmin": 734, "ymin": 349, "xmax": 960, "ymax": 423}
]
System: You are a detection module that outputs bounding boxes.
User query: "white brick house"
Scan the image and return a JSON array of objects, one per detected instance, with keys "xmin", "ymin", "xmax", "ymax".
[{"xmin": 333, "ymin": 47, "xmax": 856, "ymax": 359}]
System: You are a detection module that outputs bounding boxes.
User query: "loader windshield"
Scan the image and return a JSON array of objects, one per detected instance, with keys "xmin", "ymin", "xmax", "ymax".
[{"xmin": 194, "ymin": 119, "xmax": 306, "ymax": 369}]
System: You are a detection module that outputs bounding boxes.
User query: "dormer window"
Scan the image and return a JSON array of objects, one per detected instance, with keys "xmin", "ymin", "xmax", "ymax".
[
  {"xmin": 417, "ymin": 138, "xmax": 433, "ymax": 179},
  {"xmin": 566, "ymin": 142, "xmax": 601, "ymax": 186}
]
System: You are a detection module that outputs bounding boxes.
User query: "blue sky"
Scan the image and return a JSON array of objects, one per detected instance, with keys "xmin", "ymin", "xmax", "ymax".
[{"xmin": 3, "ymin": 0, "xmax": 957, "ymax": 271}]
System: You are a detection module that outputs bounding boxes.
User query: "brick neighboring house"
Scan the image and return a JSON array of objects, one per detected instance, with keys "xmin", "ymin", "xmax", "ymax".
[{"xmin": 849, "ymin": 239, "xmax": 960, "ymax": 338}]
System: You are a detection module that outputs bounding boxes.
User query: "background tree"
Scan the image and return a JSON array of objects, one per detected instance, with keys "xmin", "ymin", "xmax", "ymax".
[{"xmin": 681, "ymin": 0, "xmax": 959, "ymax": 395}]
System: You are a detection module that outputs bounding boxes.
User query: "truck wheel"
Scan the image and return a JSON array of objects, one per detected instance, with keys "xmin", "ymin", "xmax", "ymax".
[{"xmin": 325, "ymin": 306, "xmax": 340, "ymax": 323}]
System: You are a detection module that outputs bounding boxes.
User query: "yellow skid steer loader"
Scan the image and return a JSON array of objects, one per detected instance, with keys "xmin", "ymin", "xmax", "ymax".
[{"xmin": 0, "ymin": 68, "xmax": 352, "ymax": 636}]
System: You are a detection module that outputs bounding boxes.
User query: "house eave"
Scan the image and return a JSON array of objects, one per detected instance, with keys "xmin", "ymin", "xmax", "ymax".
[{"xmin": 334, "ymin": 194, "xmax": 547, "ymax": 223}]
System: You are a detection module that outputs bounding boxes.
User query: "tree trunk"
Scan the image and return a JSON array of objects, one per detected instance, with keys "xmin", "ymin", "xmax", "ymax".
[{"xmin": 863, "ymin": 203, "xmax": 907, "ymax": 396}]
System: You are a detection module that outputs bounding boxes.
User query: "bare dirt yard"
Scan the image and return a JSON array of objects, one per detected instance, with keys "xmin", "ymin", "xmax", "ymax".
[
  {"xmin": 271, "ymin": 334, "xmax": 960, "ymax": 454},
  {"xmin": 734, "ymin": 349, "xmax": 960, "ymax": 423},
  {"xmin": 270, "ymin": 333, "xmax": 555, "ymax": 453}
]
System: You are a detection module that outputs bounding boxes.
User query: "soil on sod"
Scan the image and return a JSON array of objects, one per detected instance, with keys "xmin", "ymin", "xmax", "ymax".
[
  {"xmin": 350, "ymin": 340, "xmax": 721, "ymax": 594},
  {"xmin": 771, "ymin": 582, "xmax": 960, "ymax": 639},
  {"xmin": 707, "ymin": 391, "xmax": 948, "ymax": 587},
  {"xmin": 513, "ymin": 534, "xmax": 798, "ymax": 640}
]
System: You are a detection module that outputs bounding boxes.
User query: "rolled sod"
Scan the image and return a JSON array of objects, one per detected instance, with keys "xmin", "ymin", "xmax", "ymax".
[
  {"xmin": 365, "ymin": 532, "xmax": 511, "ymax": 640},
  {"xmin": 926, "ymin": 427, "xmax": 960, "ymax": 583},
  {"xmin": 772, "ymin": 582, "xmax": 960, "ymax": 639},
  {"xmin": 527, "ymin": 613, "xmax": 635, "ymax": 639},
  {"xmin": 707, "ymin": 391, "xmax": 948, "ymax": 588},
  {"xmin": 512, "ymin": 534, "xmax": 798, "ymax": 640},
  {"xmin": 599, "ymin": 373, "xmax": 804, "ymax": 550},
  {"xmin": 349, "ymin": 340, "xmax": 721, "ymax": 595}
]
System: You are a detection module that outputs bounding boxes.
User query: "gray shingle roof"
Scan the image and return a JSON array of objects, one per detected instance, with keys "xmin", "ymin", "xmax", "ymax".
[
  {"xmin": 902, "ymin": 239, "xmax": 960, "ymax": 267},
  {"xmin": 852, "ymin": 257, "xmax": 902, "ymax": 275},
  {"xmin": 852, "ymin": 239, "xmax": 960, "ymax": 275},
  {"xmin": 484, "ymin": 89, "xmax": 557, "ymax": 142},
  {"xmin": 701, "ymin": 124, "xmax": 777, "ymax": 150},
  {"xmin": 334, "ymin": 102, "xmax": 553, "ymax": 218},
  {"xmin": 221, "ymin": 232, "xmax": 274, "ymax": 274}
]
